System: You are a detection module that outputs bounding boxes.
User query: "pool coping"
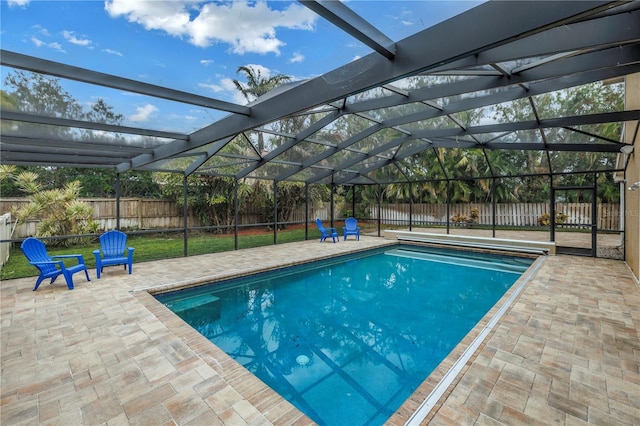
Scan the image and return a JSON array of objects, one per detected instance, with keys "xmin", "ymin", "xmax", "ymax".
[
  {"xmin": 132, "ymin": 242, "xmax": 544, "ymax": 425},
  {"xmin": 402, "ymin": 255, "xmax": 545, "ymax": 425}
]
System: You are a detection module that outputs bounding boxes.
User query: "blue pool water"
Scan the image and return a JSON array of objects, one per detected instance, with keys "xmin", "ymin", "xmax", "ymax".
[{"xmin": 156, "ymin": 245, "xmax": 534, "ymax": 425}]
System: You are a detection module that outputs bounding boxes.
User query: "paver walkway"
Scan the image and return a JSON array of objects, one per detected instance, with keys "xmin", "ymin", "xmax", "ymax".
[{"xmin": 1, "ymin": 237, "xmax": 638, "ymax": 425}]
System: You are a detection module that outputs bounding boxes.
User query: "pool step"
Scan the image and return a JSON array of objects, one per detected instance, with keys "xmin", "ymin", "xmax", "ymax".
[{"xmin": 165, "ymin": 293, "xmax": 221, "ymax": 314}]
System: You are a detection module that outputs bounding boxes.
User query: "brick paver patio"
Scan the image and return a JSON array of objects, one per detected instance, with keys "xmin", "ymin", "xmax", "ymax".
[{"xmin": 1, "ymin": 236, "xmax": 638, "ymax": 425}]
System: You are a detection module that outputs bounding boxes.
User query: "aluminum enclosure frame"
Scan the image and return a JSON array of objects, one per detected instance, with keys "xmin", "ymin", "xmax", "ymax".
[{"xmin": 1, "ymin": 1, "xmax": 638, "ymax": 184}]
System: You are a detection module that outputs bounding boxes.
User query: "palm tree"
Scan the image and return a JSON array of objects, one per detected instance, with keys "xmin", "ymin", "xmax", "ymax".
[
  {"xmin": 233, "ymin": 65, "xmax": 292, "ymax": 102},
  {"xmin": 1, "ymin": 168, "xmax": 99, "ymax": 246},
  {"xmin": 233, "ymin": 65, "xmax": 292, "ymax": 153}
]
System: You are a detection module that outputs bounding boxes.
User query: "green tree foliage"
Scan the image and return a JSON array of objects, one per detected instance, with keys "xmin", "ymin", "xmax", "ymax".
[
  {"xmin": 229, "ymin": 65, "xmax": 329, "ymax": 222},
  {"xmin": 154, "ymin": 173, "xmax": 252, "ymax": 232},
  {"xmin": 4, "ymin": 70, "xmax": 83, "ymax": 119},
  {"xmin": 150, "ymin": 65, "xmax": 326, "ymax": 230},
  {"xmin": 2, "ymin": 71, "xmax": 162, "ymax": 198},
  {"xmin": 118, "ymin": 171, "xmax": 163, "ymax": 198},
  {"xmin": 1, "ymin": 89, "xmax": 19, "ymax": 137},
  {"xmin": 250, "ymin": 180, "xmax": 329, "ymax": 228},
  {"xmin": 493, "ymin": 82, "xmax": 624, "ymax": 202},
  {"xmin": 0, "ymin": 166, "xmax": 99, "ymax": 246},
  {"xmin": 1, "ymin": 166, "xmax": 161, "ymax": 198},
  {"xmin": 0, "ymin": 164, "xmax": 25, "ymax": 197},
  {"xmin": 354, "ymin": 78, "xmax": 624, "ymax": 204}
]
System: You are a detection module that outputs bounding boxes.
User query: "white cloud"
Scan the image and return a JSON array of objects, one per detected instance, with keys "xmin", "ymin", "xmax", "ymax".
[
  {"xmin": 130, "ymin": 104, "xmax": 158, "ymax": 122},
  {"xmin": 198, "ymin": 82, "xmax": 224, "ymax": 93},
  {"xmin": 30, "ymin": 36, "xmax": 65, "ymax": 52},
  {"xmin": 30, "ymin": 36, "xmax": 45, "ymax": 47},
  {"xmin": 167, "ymin": 112, "xmax": 196, "ymax": 121},
  {"xmin": 62, "ymin": 30, "xmax": 92, "ymax": 46},
  {"xmin": 219, "ymin": 77, "xmax": 249, "ymax": 104},
  {"xmin": 103, "ymin": 48, "xmax": 123, "ymax": 56},
  {"xmin": 219, "ymin": 78, "xmax": 238, "ymax": 92},
  {"xmin": 104, "ymin": 0, "xmax": 316, "ymax": 55},
  {"xmin": 289, "ymin": 52, "xmax": 304, "ymax": 64},
  {"xmin": 198, "ymin": 63, "xmax": 284, "ymax": 105},
  {"xmin": 49, "ymin": 42, "xmax": 64, "ymax": 52},
  {"xmin": 32, "ymin": 25, "xmax": 50, "ymax": 37},
  {"xmin": 242, "ymin": 64, "xmax": 272, "ymax": 78},
  {"xmin": 200, "ymin": 59, "xmax": 214, "ymax": 66},
  {"xmin": 7, "ymin": 0, "xmax": 29, "ymax": 7}
]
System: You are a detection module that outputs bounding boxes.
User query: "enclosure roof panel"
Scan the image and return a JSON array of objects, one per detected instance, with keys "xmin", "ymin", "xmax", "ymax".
[{"xmin": 1, "ymin": 1, "xmax": 639, "ymax": 184}]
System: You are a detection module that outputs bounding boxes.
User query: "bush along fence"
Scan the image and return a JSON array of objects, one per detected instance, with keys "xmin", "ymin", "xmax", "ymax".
[{"xmin": 1, "ymin": 198, "xmax": 194, "ymax": 238}]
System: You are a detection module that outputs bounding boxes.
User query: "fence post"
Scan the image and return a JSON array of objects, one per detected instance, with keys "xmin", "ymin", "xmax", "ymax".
[
  {"xmin": 138, "ymin": 198, "xmax": 143, "ymax": 228},
  {"xmin": 0, "ymin": 213, "xmax": 12, "ymax": 270}
]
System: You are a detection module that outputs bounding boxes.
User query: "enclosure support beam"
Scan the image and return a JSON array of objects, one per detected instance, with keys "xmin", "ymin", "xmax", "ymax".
[
  {"xmin": 183, "ymin": 176, "xmax": 188, "ymax": 257},
  {"xmin": 305, "ymin": 184, "xmax": 310, "ymax": 240},
  {"xmin": 330, "ymin": 182, "xmax": 335, "ymax": 227},
  {"xmin": 120, "ymin": 1, "xmax": 615, "ymax": 172},
  {"xmin": 234, "ymin": 179, "xmax": 239, "ymax": 251},
  {"xmin": 492, "ymin": 177, "xmax": 497, "ymax": 238},
  {"xmin": 592, "ymin": 173, "xmax": 598, "ymax": 257},
  {"xmin": 409, "ymin": 182, "xmax": 413, "ymax": 232},
  {"xmin": 299, "ymin": 0, "xmax": 396, "ymax": 59},
  {"xmin": 550, "ymin": 175, "xmax": 556, "ymax": 243},
  {"xmin": 446, "ymin": 181, "xmax": 451, "ymax": 234},
  {"xmin": 116, "ymin": 173, "xmax": 121, "ymax": 231},
  {"xmin": 619, "ymin": 180, "xmax": 625, "ymax": 250},
  {"xmin": 0, "ymin": 50, "xmax": 250, "ymax": 116},
  {"xmin": 273, "ymin": 180, "xmax": 278, "ymax": 246},
  {"xmin": 377, "ymin": 185, "xmax": 382, "ymax": 237}
]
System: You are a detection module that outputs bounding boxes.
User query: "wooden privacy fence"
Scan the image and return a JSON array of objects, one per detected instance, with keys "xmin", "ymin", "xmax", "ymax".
[
  {"xmin": 371, "ymin": 203, "xmax": 620, "ymax": 230},
  {"xmin": 0, "ymin": 198, "xmax": 621, "ymax": 238},
  {"xmin": 90, "ymin": 198, "xmax": 194, "ymax": 230},
  {"xmin": 0, "ymin": 198, "xmax": 338, "ymax": 238}
]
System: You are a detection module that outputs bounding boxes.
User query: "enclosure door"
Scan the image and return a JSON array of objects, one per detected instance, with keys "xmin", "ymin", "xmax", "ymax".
[{"xmin": 551, "ymin": 186, "xmax": 596, "ymax": 257}]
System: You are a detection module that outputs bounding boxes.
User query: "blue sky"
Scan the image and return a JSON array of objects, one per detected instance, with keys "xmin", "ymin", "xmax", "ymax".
[{"xmin": 1, "ymin": 0, "xmax": 480, "ymax": 132}]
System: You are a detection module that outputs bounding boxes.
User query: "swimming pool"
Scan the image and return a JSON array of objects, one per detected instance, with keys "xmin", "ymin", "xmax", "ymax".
[{"xmin": 156, "ymin": 245, "xmax": 534, "ymax": 425}]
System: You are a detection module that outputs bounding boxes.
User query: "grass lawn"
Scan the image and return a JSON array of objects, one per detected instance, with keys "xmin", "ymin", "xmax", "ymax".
[{"xmin": 1, "ymin": 228, "xmax": 316, "ymax": 281}]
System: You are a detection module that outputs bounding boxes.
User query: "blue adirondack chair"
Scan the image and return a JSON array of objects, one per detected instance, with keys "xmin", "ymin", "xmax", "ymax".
[
  {"xmin": 315, "ymin": 218, "xmax": 339, "ymax": 243},
  {"xmin": 93, "ymin": 230, "xmax": 135, "ymax": 278},
  {"xmin": 20, "ymin": 237, "xmax": 90, "ymax": 291},
  {"xmin": 342, "ymin": 217, "xmax": 361, "ymax": 240}
]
